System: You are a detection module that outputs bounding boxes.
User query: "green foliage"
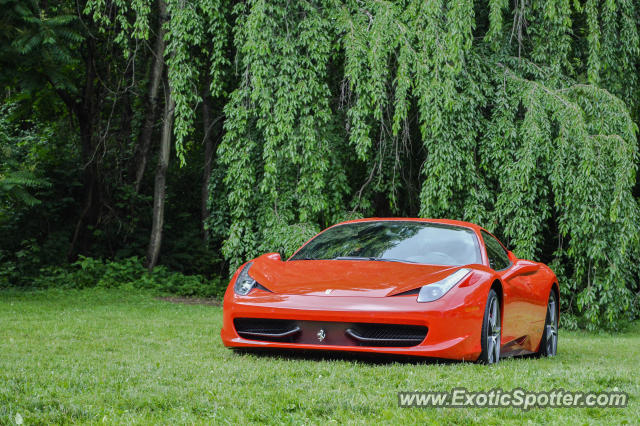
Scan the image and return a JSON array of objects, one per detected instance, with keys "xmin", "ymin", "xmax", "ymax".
[
  {"xmin": 0, "ymin": 103, "xmax": 51, "ymax": 220},
  {"xmin": 219, "ymin": 0, "xmax": 349, "ymax": 271},
  {"xmin": 0, "ymin": 0, "xmax": 83, "ymax": 92},
  {"xmin": 218, "ymin": 0, "xmax": 640, "ymax": 329},
  {"xmin": 84, "ymin": 0, "xmax": 231, "ymax": 164},
  {"xmin": 2, "ymin": 0, "xmax": 639, "ymax": 329},
  {"xmin": 83, "ymin": 0, "xmax": 152, "ymax": 44},
  {"xmin": 165, "ymin": 0, "xmax": 230, "ymax": 164},
  {"xmin": 487, "ymin": 72, "xmax": 640, "ymax": 330},
  {"xmin": 257, "ymin": 221, "xmax": 321, "ymax": 259},
  {"xmin": 31, "ymin": 256, "xmax": 224, "ymax": 297}
]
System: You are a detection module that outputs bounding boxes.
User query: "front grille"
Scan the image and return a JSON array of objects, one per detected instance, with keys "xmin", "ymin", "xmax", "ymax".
[
  {"xmin": 346, "ymin": 323, "xmax": 428, "ymax": 347},
  {"xmin": 233, "ymin": 318, "xmax": 300, "ymax": 342},
  {"xmin": 233, "ymin": 318, "xmax": 427, "ymax": 347}
]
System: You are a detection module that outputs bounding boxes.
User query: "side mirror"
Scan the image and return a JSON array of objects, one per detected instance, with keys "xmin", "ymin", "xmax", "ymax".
[
  {"xmin": 265, "ymin": 252, "xmax": 282, "ymax": 261},
  {"xmin": 515, "ymin": 259, "xmax": 540, "ymax": 275},
  {"xmin": 502, "ymin": 258, "xmax": 540, "ymax": 279}
]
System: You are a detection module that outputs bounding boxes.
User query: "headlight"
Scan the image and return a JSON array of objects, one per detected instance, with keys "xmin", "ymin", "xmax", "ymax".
[
  {"xmin": 234, "ymin": 262, "xmax": 257, "ymax": 295},
  {"xmin": 417, "ymin": 268, "xmax": 471, "ymax": 302}
]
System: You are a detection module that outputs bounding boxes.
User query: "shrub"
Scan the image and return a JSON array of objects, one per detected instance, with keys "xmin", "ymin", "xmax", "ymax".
[{"xmin": 31, "ymin": 256, "xmax": 225, "ymax": 298}]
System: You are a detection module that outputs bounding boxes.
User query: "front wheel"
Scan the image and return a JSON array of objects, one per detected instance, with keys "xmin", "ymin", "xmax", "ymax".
[
  {"xmin": 537, "ymin": 290, "xmax": 558, "ymax": 357},
  {"xmin": 478, "ymin": 288, "xmax": 501, "ymax": 364}
]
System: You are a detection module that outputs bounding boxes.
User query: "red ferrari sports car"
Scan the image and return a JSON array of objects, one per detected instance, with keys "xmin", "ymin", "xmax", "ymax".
[{"xmin": 221, "ymin": 218, "xmax": 559, "ymax": 364}]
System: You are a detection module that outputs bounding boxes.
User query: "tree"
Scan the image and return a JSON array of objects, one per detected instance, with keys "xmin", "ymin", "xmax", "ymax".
[
  {"xmin": 84, "ymin": 0, "xmax": 231, "ymax": 269},
  {"xmin": 132, "ymin": 1, "xmax": 169, "ymax": 194},
  {"xmin": 218, "ymin": 0, "xmax": 640, "ymax": 329},
  {"xmin": 1, "ymin": 0, "xmax": 638, "ymax": 330},
  {"xmin": 146, "ymin": 73, "xmax": 175, "ymax": 271}
]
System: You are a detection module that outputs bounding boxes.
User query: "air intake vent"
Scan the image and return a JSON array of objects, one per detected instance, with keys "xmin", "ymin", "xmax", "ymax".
[
  {"xmin": 233, "ymin": 318, "xmax": 300, "ymax": 342},
  {"xmin": 346, "ymin": 323, "xmax": 428, "ymax": 347}
]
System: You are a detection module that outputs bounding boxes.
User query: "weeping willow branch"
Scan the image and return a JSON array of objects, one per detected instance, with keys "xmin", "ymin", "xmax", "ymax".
[{"xmin": 84, "ymin": 0, "xmax": 640, "ymax": 329}]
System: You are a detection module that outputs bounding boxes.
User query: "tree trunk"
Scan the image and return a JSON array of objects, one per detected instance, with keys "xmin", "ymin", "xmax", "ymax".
[
  {"xmin": 132, "ymin": 0, "xmax": 168, "ymax": 193},
  {"xmin": 120, "ymin": 63, "xmax": 134, "ymax": 162},
  {"xmin": 68, "ymin": 39, "xmax": 99, "ymax": 260},
  {"xmin": 200, "ymin": 89, "xmax": 217, "ymax": 242},
  {"xmin": 146, "ymin": 77, "xmax": 175, "ymax": 272}
]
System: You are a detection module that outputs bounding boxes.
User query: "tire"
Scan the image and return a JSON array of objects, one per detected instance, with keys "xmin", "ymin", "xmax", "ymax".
[
  {"xmin": 537, "ymin": 290, "xmax": 558, "ymax": 357},
  {"xmin": 478, "ymin": 288, "xmax": 501, "ymax": 364}
]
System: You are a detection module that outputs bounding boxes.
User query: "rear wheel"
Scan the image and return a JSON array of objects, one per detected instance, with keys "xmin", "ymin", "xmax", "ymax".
[
  {"xmin": 478, "ymin": 288, "xmax": 501, "ymax": 364},
  {"xmin": 537, "ymin": 290, "xmax": 558, "ymax": 357}
]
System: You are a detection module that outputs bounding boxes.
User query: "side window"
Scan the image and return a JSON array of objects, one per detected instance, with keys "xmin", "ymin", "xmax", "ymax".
[{"xmin": 482, "ymin": 231, "xmax": 511, "ymax": 271}]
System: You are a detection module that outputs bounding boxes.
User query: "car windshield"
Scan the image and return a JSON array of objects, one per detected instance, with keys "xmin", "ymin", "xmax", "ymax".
[{"xmin": 290, "ymin": 221, "xmax": 482, "ymax": 266}]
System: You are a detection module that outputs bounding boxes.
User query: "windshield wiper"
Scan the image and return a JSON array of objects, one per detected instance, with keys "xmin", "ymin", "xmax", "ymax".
[
  {"xmin": 333, "ymin": 256, "xmax": 418, "ymax": 263},
  {"xmin": 333, "ymin": 256, "xmax": 376, "ymax": 261},
  {"xmin": 333, "ymin": 256, "xmax": 420, "ymax": 263},
  {"xmin": 371, "ymin": 257, "xmax": 419, "ymax": 264}
]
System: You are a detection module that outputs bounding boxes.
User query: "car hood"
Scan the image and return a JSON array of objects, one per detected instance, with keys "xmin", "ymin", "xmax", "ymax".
[{"xmin": 248, "ymin": 254, "xmax": 464, "ymax": 297}]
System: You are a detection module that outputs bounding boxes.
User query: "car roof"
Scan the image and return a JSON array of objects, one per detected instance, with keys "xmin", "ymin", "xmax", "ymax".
[{"xmin": 333, "ymin": 217, "xmax": 484, "ymax": 233}]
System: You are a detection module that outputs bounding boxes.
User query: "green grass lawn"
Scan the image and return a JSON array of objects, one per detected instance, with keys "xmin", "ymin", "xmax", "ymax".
[{"xmin": 1, "ymin": 289, "xmax": 638, "ymax": 424}]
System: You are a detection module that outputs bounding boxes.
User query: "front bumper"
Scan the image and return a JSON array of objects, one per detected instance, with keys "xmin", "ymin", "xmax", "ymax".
[{"xmin": 221, "ymin": 284, "xmax": 488, "ymax": 361}]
